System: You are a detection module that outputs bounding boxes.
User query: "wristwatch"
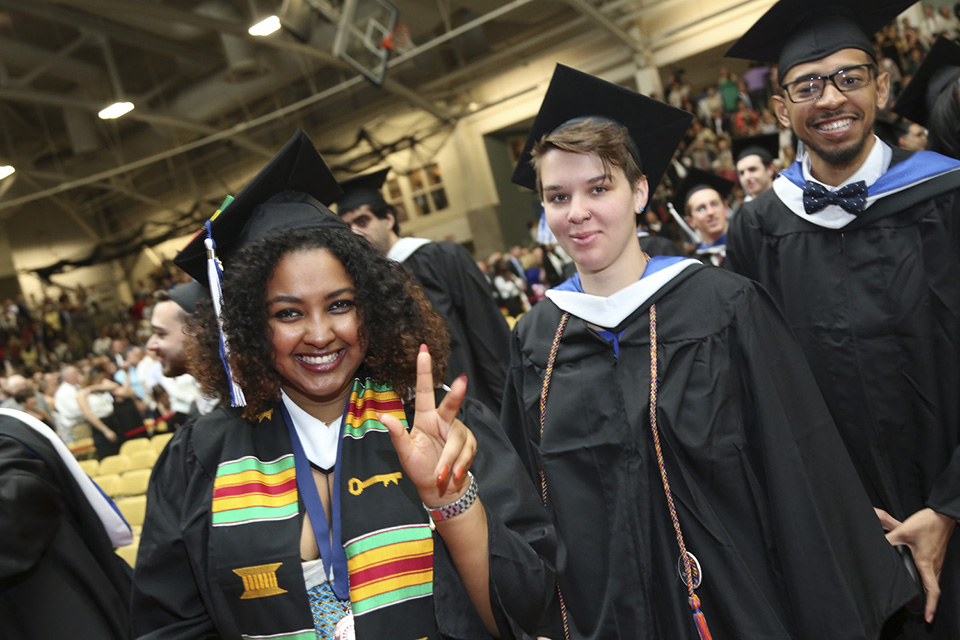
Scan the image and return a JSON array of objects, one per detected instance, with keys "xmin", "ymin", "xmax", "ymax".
[{"xmin": 423, "ymin": 471, "xmax": 478, "ymax": 522}]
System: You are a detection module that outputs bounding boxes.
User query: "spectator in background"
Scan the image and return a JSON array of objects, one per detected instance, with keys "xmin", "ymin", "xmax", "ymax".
[
  {"xmin": 77, "ymin": 363, "xmax": 141, "ymax": 459},
  {"xmin": 719, "ymin": 68, "xmax": 740, "ymax": 112},
  {"xmin": 941, "ymin": 6, "xmax": 960, "ymax": 37},
  {"xmin": 732, "ymin": 98, "xmax": 759, "ymax": 136},
  {"xmin": 492, "ymin": 258, "xmax": 529, "ymax": 317},
  {"xmin": 697, "ymin": 86, "xmax": 723, "ymax": 122},
  {"xmin": 91, "ymin": 327, "xmax": 112, "ymax": 357},
  {"xmin": 897, "ymin": 120, "xmax": 929, "ymax": 151},
  {"xmin": 742, "ymin": 61, "xmax": 771, "ymax": 112}
]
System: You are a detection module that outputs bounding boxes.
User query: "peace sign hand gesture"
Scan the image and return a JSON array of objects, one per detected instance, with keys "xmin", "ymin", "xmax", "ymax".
[{"xmin": 380, "ymin": 344, "xmax": 477, "ymax": 507}]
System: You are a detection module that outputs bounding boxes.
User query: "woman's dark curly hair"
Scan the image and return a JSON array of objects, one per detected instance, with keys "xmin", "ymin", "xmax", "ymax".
[{"xmin": 188, "ymin": 225, "xmax": 450, "ymax": 417}]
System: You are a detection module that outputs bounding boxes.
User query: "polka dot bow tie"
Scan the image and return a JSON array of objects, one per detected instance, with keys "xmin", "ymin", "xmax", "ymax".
[{"xmin": 802, "ymin": 180, "xmax": 868, "ymax": 215}]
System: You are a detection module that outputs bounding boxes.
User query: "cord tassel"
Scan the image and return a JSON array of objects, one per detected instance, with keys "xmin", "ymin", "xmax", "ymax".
[
  {"xmin": 689, "ymin": 595, "xmax": 712, "ymax": 640},
  {"xmin": 204, "ymin": 219, "xmax": 246, "ymax": 407}
]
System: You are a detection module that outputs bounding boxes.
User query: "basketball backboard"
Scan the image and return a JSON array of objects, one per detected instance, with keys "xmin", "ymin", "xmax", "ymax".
[{"xmin": 334, "ymin": 0, "xmax": 399, "ymax": 86}]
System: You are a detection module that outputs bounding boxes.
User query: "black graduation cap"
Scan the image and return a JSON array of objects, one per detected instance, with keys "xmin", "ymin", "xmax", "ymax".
[
  {"xmin": 168, "ymin": 280, "xmax": 206, "ymax": 315},
  {"xmin": 872, "ymin": 111, "xmax": 903, "ymax": 148},
  {"xmin": 510, "ymin": 64, "xmax": 692, "ymax": 199},
  {"xmin": 174, "ymin": 130, "xmax": 346, "ymax": 287},
  {"xmin": 732, "ymin": 133, "xmax": 780, "ymax": 165},
  {"xmin": 725, "ymin": 0, "xmax": 915, "ymax": 82},
  {"xmin": 335, "ymin": 167, "xmax": 391, "ymax": 214},
  {"xmin": 893, "ymin": 36, "xmax": 960, "ymax": 127},
  {"xmin": 671, "ymin": 168, "xmax": 735, "ymax": 214}
]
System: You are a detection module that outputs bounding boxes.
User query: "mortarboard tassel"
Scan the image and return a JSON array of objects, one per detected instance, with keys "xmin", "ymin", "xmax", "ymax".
[
  {"xmin": 204, "ymin": 218, "xmax": 246, "ymax": 408},
  {"xmin": 689, "ymin": 595, "xmax": 712, "ymax": 640}
]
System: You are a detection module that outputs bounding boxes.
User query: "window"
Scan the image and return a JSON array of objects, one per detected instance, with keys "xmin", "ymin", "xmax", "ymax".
[
  {"xmin": 408, "ymin": 164, "xmax": 448, "ymax": 216},
  {"xmin": 384, "ymin": 176, "xmax": 408, "ymax": 224}
]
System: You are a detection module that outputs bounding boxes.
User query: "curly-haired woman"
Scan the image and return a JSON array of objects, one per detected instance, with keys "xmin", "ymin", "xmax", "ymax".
[{"xmin": 131, "ymin": 131, "xmax": 554, "ymax": 640}]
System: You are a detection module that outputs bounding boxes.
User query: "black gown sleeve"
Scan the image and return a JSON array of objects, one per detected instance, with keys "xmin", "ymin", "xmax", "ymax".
[
  {"xmin": 408, "ymin": 243, "xmax": 511, "ymax": 412},
  {"xmin": 725, "ymin": 199, "xmax": 761, "ymax": 280},
  {"xmin": 925, "ymin": 189, "xmax": 960, "ymax": 520},
  {"xmin": 433, "ymin": 397, "xmax": 557, "ymax": 640},
  {"xmin": 0, "ymin": 437, "xmax": 63, "ymax": 587},
  {"xmin": 132, "ymin": 428, "xmax": 219, "ymax": 640},
  {"xmin": 735, "ymin": 285, "xmax": 918, "ymax": 639}
]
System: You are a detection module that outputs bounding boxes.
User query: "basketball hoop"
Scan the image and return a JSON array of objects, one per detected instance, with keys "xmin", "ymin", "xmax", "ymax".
[{"xmin": 382, "ymin": 23, "xmax": 413, "ymax": 55}]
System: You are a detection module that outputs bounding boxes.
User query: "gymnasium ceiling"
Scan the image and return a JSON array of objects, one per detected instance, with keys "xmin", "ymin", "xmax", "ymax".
[{"xmin": 0, "ymin": 0, "xmax": 711, "ymax": 275}]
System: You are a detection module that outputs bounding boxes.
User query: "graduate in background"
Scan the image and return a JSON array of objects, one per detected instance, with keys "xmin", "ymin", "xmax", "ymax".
[
  {"xmin": 335, "ymin": 170, "xmax": 510, "ymax": 414},
  {"xmin": 732, "ymin": 133, "xmax": 780, "ymax": 202},
  {"xmin": 502, "ymin": 63, "xmax": 917, "ymax": 640},
  {"xmin": 893, "ymin": 36, "xmax": 960, "ymax": 161},
  {"xmin": 726, "ymin": 2, "xmax": 960, "ymax": 634},
  {"xmin": 672, "ymin": 168, "xmax": 735, "ymax": 267}
]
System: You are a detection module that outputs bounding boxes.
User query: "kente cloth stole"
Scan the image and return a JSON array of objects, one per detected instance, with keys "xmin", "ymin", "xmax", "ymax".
[{"xmin": 209, "ymin": 378, "xmax": 438, "ymax": 640}]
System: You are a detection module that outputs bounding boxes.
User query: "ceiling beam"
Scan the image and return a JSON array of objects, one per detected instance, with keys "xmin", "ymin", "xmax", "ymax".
[
  {"xmin": 0, "ymin": 35, "xmax": 102, "ymax": 86},
  {"xmin": 0, "ymin": 85, "xmax": 271, "ymax": 157},
  {"xmin": 36, "ymin": 0, "xmax": 454, "ymax": 122},
  {"xmin": 2, "ymin": 0, "xmax": 221, "ymax": 67},
  {"xmin": 563, "ymin": 0, "xmax": 641, "ymax": 52}
]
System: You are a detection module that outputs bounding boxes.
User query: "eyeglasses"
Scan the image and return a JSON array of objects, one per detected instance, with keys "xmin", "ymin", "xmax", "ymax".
[{"xmin": 780, "ymin": 64, "xmax": 876, "ymax": 103}]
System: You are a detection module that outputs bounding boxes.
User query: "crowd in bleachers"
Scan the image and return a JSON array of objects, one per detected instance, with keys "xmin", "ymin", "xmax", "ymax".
[{"xmin": 0, "ymin": 259, "xmax": 198, "ymax": 466}]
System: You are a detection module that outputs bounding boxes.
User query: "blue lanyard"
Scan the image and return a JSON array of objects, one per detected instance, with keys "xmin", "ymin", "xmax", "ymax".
[{"xmin": 281, "ymin": 397, "xmax": 351, "ymax": 601}]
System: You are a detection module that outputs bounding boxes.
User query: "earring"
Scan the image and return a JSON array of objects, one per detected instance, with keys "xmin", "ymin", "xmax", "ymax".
[{"xmin": 637, "ymin": 206, "xmax": 645, "ymax": 214}]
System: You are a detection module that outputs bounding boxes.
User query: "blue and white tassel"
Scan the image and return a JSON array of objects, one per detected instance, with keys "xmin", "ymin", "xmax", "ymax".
[{"xmin": 205, "ymin": 220, "xmax": 246, "ymax": 407}]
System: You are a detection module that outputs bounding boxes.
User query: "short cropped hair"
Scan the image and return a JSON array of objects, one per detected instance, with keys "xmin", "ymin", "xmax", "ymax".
[{"xmin": 530, "ymin": 118, "xmax": 644, "ymax": 199}]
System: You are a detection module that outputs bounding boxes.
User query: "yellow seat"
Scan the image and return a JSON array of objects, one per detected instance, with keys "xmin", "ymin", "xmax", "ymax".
[
  {"xmin": 118, "ymin": 468, "xmax": 152, "ymax": 496},
  {"xmin": 93, "ymin": 473, "xmax": 122, "ymax": 497},
  {"xmin": 119, "ymin": 438, "xmax": 152, "ymax": 457},
  {"xmin": 115, "ymin": 534, "xmax": 140, "ymax": 568},
  {"xmin": 68, "ymin": 437, "xmax": 97, "ymax": 460},
  {"xmin": 128, "ymin": 449, "xmax": 159, "ymax": 471},
  {"xmin": 77, "ymin": 458, "xmax": 100, "ymax": 476},
  {"xmin": 150, "ymin": 432, "xmax": 174, "ymax": 454},
  {"xmin": 98, "ymin": 454, "xmax": 132, "ymax": 476},
  {"xmin": 116, "ymin": 495, "xmax": 148, "ymax": 529}
]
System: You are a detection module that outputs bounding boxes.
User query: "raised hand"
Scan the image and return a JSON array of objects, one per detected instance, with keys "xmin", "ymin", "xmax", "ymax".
[{"xmin": 380, "ymin": 344, "xmax": 477, "ymax": 507}]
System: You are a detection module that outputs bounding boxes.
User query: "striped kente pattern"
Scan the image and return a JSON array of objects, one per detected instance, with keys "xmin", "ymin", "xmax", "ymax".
[
  {"xmin": 343, "ymin": 379, "xmax": 407, "ymax": 440},
  {"xmin": 345, "ymin": 524, "xmax": 433, "ymax": 615},
  {"xmin": 212, "ymin": 455, "xmax": 298, "ymax": 526},
  {"xmin": 241, "ymin": 630, "xmax": 315, "ymax": 640}
]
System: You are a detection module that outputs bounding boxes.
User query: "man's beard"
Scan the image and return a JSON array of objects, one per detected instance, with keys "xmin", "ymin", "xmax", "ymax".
[{"xmin": 803, "ymin": 123, "xmax": 873, "ymax": 167}]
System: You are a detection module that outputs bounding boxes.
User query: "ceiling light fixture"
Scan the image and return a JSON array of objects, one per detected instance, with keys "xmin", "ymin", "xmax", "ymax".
[
  {"xmin": 249, "ymin": 15, "xmax": 281, "ymax": 36},
  {"xmin": 0, "ymin": 165, "xmax": 14, "ymax": 180},
  {"xmin": 98, "ymin": 101, "xmax": 135, "ymax": 120}
]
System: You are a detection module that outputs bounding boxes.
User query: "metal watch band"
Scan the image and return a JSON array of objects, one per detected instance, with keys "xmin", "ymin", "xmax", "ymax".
[{"xmin": 423, "ymin": 471, "xmax": 478, "ymax": 522}]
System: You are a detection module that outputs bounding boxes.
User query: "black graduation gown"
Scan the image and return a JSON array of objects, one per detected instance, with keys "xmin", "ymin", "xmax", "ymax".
[
  {"xmin": 727, "ymin": 154, "xmax": 960, "ymax": 638},
  {"xmin": 500, "ymin": 264, "xmax": 917, "ymax": 640},
  {"xmin": 401, "ymin": 242, "xmax": 511, "ymax": 414},
  {"xmin": 131, "ymin": 395, "xmax": 555, "ymax": 640},
  {"xmin": 0, "ymin": 415, "xmax": 132, "ymax": 639},
  {"xmin": 637, "ymin": 233, "xmax": 684, "ymax": 257}
]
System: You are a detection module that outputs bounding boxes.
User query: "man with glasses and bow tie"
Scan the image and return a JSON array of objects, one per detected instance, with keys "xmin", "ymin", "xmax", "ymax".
[{"xmin": 726, "ymin": 1, "xmax": 960, "ymax": 638}]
